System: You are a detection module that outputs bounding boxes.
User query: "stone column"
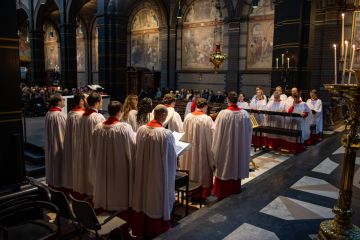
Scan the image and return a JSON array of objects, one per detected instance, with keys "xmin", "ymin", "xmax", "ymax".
[
  {"xmin": 0, "ymin": 0, "xmax": 25, "ymax": 188},
  {"xmin": 28, "ymin": 30, "xmax": 46, "ymax": 86},
  {"xmin": 59, "ymin": 23, "xmax": 77, "ymax": 89},
  {"xmin": 168, "ymin": 25, "xmax": 177, "ymax": 89},
  {"xmin": 226, "ymin": 20, "xmax": 241, "ymax": 92},
  {"xmin": 98, "ymin": 13, "xmax": 128, "ymax": 101}
]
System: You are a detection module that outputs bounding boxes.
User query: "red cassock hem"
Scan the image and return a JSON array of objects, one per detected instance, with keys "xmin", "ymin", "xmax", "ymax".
[
  {"xmin": 281, "ymin": 140, "xmax": 305, "ymax": 153},
  {"xmin": 266, "ymin": 137, "xmax": 281, "ymax": 149},
  {"xmin": 252, "ymin": 135, "xmax": 266, "ymax": 147},
  {"xmin": 130, "ymin": 211, "xmax": 172, "ymax": 238},
  {"xmin": 306, "ymin": 133, "xmax": 320, "ymax": 145},
  {"xmin": 213, "ymin": 177, "xmax": 241, "ymax": 200},
  {"xmin": 202, "ymin": 186, "xmax": 212, "ymax": 199}
]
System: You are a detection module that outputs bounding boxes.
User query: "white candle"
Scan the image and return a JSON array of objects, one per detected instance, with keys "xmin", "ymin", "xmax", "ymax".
[
  {"xmin": 343, "ymin": 40, "xmax": 349, "ymax": 82},
  {"xmin": 276, "ymin": 58, "xmax": 279, "ymax": 69},
  {"xmin": 334, "ymin": 44, "xmax": 337, "ymax": 84},
  {"xmin": 287, "ymin": 57, "xmax": 290, "ymax": 69},
  {"xmin": 341, "ymin": 13, "xmax": 345, "ymax": 58},
  {"xmin": 281, "ymin": 54, "xmax": 284, "ymax": 66},
  {"xmin": 348, "ymin": 44, "xmax": 355, "ymax": 84}
]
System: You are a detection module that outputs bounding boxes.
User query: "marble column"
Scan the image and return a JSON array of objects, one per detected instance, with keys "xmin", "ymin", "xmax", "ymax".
[
  {"xmin": 226, "ymin": 20, "xmax": 241, "ymax": 92},
  {"xmin": 0, "ymin": 0, "xmax": 25, "ymax": 188}
]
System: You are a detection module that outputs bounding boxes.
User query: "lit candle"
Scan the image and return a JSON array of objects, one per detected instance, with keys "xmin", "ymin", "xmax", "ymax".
[
  {"xmin": 348, "ymin": 44, "xmax": 356, "ymax": 84},
  {"xmin": 281, "ymin": 54, "xmax": 284, "ymax": 66},
  {"xmin": 287, "ymin": 57, "xmax": 290, "ymax": 69},
  {"xmin": 334, "ymin": 44, "xmax": 337, "ymax": 84},
  {"xmin": 276, "ymin": 58, "xmax": 279, "ymax": 69},
  {"xmin": 341, "ymin": 13, "xmax": 345, "ymax": 58},
  {"xmin": 343, "ymin": 40, "xmax": 349, "ymax": 83}
]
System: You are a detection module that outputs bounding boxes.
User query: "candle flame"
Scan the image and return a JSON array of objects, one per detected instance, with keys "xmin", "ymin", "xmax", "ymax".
[
  {"xmin": 342, "ymin": 13, "xmax": 345, "ymax": 17},
  {"xmin": 353, "ymin": 45, "xmax": 356, "ymax": 49},
  {"xmin": 345, "ymin": 40, "xmax": 349, "ymax": 45},
  {"xmin": 333, "ymin": 44, "xmax": 336, "ymax": 48}
]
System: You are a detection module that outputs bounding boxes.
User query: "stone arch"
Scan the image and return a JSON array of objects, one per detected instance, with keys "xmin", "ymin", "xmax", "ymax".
[
  {"xmin": 34, "ymin": 0, "xmax": 60, "ymax": 30},
  {"xmin": 67, "ymin": 0, "xmax": 95, "ymax": 24},
  {"xmin": 128, "ymin": 0, "xmax": 168, "ymax": 29}
]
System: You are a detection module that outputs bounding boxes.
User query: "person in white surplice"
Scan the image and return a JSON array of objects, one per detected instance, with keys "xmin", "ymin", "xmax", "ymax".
[
  {"xmin": 45, "ymin": 94, "xmax": 66, "ymax": 188},
  {"xmin": 93, "ymin": 101, "xmax": 136, "ymax": 213},
  {"xmin": 269, "ymin": 86, "xmax": 288, "ymax": 102},
  {"xmin": 264, "ymin": 91, "xmax": 288, "ymax": 149},
  {"xmin": 212, "ymin": 91, "xmax": 253, "ymax": 199},
  {"xmin": 161, "ymin": 93, "xmax": 183, "ymax": 132},
  {"xmin": 285, "ymin": 87, "xmax": 302, "ymax": 106},
  {"xmin": 122, "ymin": 94, "xmax": 138, "ymax": 132},
  {"xmin": 237, "ymin": 93, "xmax": 249, "ymax": 109},
  {"xmin": 62, "ymin": 93, "xmax": 86, "ymax": 191},
  {"xmin": 179, "ymin": 98, "xmax": 214, "ymax": 199},
  {"xmin": 306, "ymin": 89, "xmax": 323, "ymax": 143},
  {"xmin": 74, "ymin": 93, "xmax": 105, "ymax": 195},
  {"xmin": 283, "ymin": 94, "xmax": 310, "ymax": 153},
  {"xmin": 132, "ymin": 104, "xmax": 176, "ymax": 238}
]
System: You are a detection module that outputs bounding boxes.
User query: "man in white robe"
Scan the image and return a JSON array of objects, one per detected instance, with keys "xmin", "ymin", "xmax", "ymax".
[
  {"xmin": 283, "ymin": 94, "xmax": 310, "ymax": 153},
  {"xmin": 269, "ymin": 86, "xmax": 288, "ymax": 102},
  {"xmin": 184, "ymin": 91, "xmax": 200, "ymax": 117},
  {"xmin": 212, "ymin": 91, "xmax": 253, "ymax": 199},
  {"xmin": 73, "ymin": 93, "xmax": 105, "ymax": 195},
  {"xmin": 180, "ymin": 98, "xmax": 214, "ymax": 199},
  {"xmin": 264, "ymin": 91, "xmax": 288, "ymax": 149},
  {"xmin": 62, "ymin": 93, "xmax": 85, "ymax": 191},
  {"xmin": 93, "ymin": 101, "xmax": 135, "ymax": 213},
  {"xmin": 132, "ymin": 105, "xmax": 176, "ymax": 238},
  {"xmin": 161, "ymin": 93, "xmax": 183, "ymax": 132},
  {"xmin": 44, "ymin": 94, "xmax": 66, "ymax": 188},
  {"xmin": 286, "ymin": 87, "xmax": 302, "ymax": 106}
]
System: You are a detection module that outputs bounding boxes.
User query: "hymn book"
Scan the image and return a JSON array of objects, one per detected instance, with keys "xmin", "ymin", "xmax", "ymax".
[{"xmin": 172, "ymin": 131, "xmax": 191, "ymax": 157}]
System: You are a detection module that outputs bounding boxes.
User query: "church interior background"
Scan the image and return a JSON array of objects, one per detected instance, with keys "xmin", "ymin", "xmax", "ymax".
[{"xmin": 1, "ymin": 0, "xmax": 360, "ymax": 239}]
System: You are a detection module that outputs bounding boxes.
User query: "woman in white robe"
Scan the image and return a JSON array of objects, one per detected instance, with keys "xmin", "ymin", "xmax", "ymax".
[
  {"xmin": 93, "ymin": 101, "xmax": 136, "ymax": 212},
  {"xmin": 250, "ymin": 89, "xmax": 267, "ymax": 146},
  {"xmin": 62, "ymin": 93, "xmax": 85, "ymax": 190},
  {"xmin": 212, "ymin": 92, "xmax": 253, "ymax": 199},
  {"xmin": 122, "ymin": 95, "xmax": 138, "ymax": 129},
  {"xmin": 127, "ymin": 98, "xmax": 153, "ymax": 132},
  {"xmin": 44, "ymin": 94, "xmax": 66, "ymax": 188},
  {"xmin": 132, "ymin": 105, "xmax": 176, "ymax": 238},
  {"xmin": 237, "ymin": 93, "xmax": 249, "ymax": 109},
  {"xmin": 179, "ymin": 98, "xmax": 214, "ymax": 199},
  {"xmin": 306, "ymin": 89, "xmax": 323, "ymax": 143}
]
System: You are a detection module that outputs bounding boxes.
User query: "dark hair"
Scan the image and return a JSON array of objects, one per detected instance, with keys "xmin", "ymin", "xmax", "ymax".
[
  {"xmin": 73, "ymin": 93, "xmax": 85, "ymax": 105},
  {"xmin": 137, "ymin": 98, "xmax": 153, "ymax": 124},
  {"xmin": 87, "ymin": 92, "xmax": 102, "ymax": 107},
  {"xmin": 162, "ymin": 93, "xmax": 176, "ymax": 105},
  {"xmin": 108, "ymin": 101, "xmax": 122, "ymax": 116},
  {"xmin": 228, "ymin": 91, "xmax": 238, "ymax": 104},
  {"xmin": 50, "ymin": 93, "xmax": 63, "ymax": 107},
  {"xmin": 196, "ymin": 98, "xmax": 208, "ymax": 109},
  {"xmin": 310, "ymin": 89, "xmax": 317, "ymax": 95}
]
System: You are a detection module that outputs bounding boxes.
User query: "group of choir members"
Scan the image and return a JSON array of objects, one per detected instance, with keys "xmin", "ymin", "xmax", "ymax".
[
  {"xmin": 240, "ymin": 86, "xmax": 323, "ymax": 153},
  {"xmin": 44, "ymin": 91, "xmax": 252, "ymax": 238}
]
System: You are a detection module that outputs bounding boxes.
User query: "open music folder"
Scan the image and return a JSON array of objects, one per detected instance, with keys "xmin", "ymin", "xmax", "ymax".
[{"xmin": 172, "ymin": 131, "xmax": 191, "ymax": 157}]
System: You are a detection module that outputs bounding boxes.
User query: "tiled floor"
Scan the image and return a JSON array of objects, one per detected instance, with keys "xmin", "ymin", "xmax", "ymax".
[{"xmin": 158, "ymin": 132, "xmax": 360, "ymax": 240}]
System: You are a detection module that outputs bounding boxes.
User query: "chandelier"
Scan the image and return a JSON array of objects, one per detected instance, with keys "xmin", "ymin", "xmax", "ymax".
[{"xmin": 209, "ymin": 0, "xmax": 226, "ymax": 72}]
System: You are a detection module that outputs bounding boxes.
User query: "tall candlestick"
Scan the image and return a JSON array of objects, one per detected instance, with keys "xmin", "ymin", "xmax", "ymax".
[
  {"xmin": 281, "ymin": 54, "xmax": 284, "ymax": 66},
  {"xmin": 341, "ymin": 13, "xmax": 345, "ymax": 58},
  {"xmin": 276, "ymin": 58, "xmax": 279, "ymax": 69},
  {"xmin": 343, "ymin": 40, "xmax": 349, "ymax": 83},
  {"xmin": 287, "ymin": 57, "xmax": 290, "ymax": 69},
  {"xmin": 348, "ymin": 44, "xmax": 355, "ymax": 84},
  {"xmin": 334, "ymin": 44, "xmax": 337, "ymax": 84}
]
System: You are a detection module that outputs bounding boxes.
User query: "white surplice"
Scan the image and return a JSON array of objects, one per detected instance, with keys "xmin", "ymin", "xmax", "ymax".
[
  {"xmin": 179, "ymin": 112, "xmax": 214, "ymax": 190},
  {"xmin": 285, "ymin": 102, "xmax": 311, "ymax": 143},
  {"xmin": 93, "ymin": 121, "xmax": 136, "ymax": 211},
  {"xmin": 212, "ymin": 109, "xmax": 253, "ymax": 181},
  {"xmin": 269, "ymin": 94, "xmax": 288, "ymax": 102},
  {"xmin": 184, "ymin": 101, "xmax": 192, "ymax": 117},
  {"xmin": 163, "ymin": 107, "xmax": 183, "ymax": 132},
  {"xmin": 250, "ymin": 98, "xmax": 267, "ymax": 126},
  {"xmin": 306, "ymin": 98, "xmax": 323, "ymax": 134},
  {"xmin": 73, "ymin": 110, "xmax": 105, "ymax": 194},
  {"xmin": 132, "ymin": 125, "xmax": 177, "ymax": 220},
  {"xmin": 44, "ymin": 109, "xmax": 67, "ymax": 188},
  {"xmin": 286, "ymin": 96, "xmax": 302, "ymax": 106},
  {"xmin": 125, "ymin": 109, "xmax": 138, "ymax": 132},
  {"xmin": 62, "ymin": 108, "xmax": 84, "ymax": 189},
  {"xmin": 237, "ymin": 101, "xmax": 250, "ymax": 109},
  {"xmin": 264, "ymin": 101, "xmax": 288, "ymax": 140}
]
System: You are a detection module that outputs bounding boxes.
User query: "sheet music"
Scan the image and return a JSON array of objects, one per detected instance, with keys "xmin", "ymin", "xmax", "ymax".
[
  {"xmin": 175, "ymin": 141, "xmax": 191, "ymax": 157},
  {"xmin": 172, "ymin": 131, "xmax": 185, "ymax": 142}
]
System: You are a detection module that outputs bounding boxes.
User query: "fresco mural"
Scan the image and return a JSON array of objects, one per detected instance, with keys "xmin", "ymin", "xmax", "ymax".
[
  {"xmin": 182, "ymin": 0, "xmax": 225, "ymax": 70},
  {"xmin": 44, "ymin": 22, "xmax": 60, "ymax": 71},
  {"xmin": 92, "ymin": 24, "xmax": 98, "ymax": 73},
  {"xmin": 19, "ymin": 21, "xmax": 30, "ymax": 62},
  {"xmin": 130, "ymin": 9, "xmax": 160, "ymax": 70},
  {"xmin": 352, "ymin": 12, "xmax": 360, "ymax": 68},
  {"xmin": 247, "ymin": 0, "xmax": 274, "ymax": 69},
  {"xmin": 76, "ymin": 20, "xmax": 86, "ymax": 72}
]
